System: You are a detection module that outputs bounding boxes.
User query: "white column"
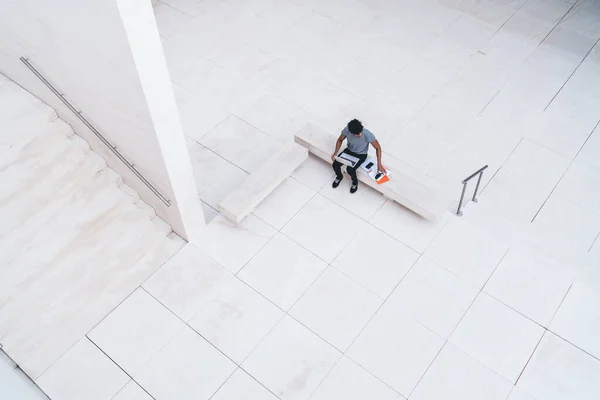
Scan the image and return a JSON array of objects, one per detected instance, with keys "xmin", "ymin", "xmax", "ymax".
[{"xmin": 116, "ymin": 0, "xmax": 204, "ymax": 240}]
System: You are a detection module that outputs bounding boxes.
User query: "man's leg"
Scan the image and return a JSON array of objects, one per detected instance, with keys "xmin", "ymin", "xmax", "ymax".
[
  {"xmin": 332, "ymin": 160, "xmax": 343, "ymax": 180},
  {"xmin": 332, "ymin": 149, "xmax": 350, "ymax": 188},
  {"xmin": 346, "ymin": 153, "xmax": 368, "ymax": 192}
]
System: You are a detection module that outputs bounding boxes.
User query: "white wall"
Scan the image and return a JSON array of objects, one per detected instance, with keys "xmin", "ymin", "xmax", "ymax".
[{"xmin": 0, "ymin": 0, "xmax": 204, "ymax": 239}]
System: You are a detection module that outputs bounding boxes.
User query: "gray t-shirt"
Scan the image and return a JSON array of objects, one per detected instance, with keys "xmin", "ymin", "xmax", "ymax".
[{"xmin": 342, "ymin": 127, "xmax": 376, "ymax": 154}]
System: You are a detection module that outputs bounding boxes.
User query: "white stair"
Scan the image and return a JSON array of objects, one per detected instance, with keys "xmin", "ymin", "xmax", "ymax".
[{"xmin": 0, "ymin": 75, "xmax": 185, "ymax": 383}]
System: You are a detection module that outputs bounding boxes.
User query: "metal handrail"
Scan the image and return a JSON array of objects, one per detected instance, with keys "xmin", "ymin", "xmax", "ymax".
[
  {"xmin": 456, "ymin": 165, "xmax": 488, "ymax": 216},
  {"xmin": 20, "ymin": 57, "xmax": 171, "ymax": 206}
]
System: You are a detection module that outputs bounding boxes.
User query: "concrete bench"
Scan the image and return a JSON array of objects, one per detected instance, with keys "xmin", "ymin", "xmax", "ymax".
[
  {"xmin": 218, "ymin": 142, "xmax": 308, "ymax": 223},
  {"xmin": 294, "ymin": 124, "xmax": 449, "ymax": 220}
]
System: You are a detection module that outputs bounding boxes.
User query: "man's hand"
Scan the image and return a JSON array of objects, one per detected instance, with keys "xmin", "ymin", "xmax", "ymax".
[
  {"xmin": 331, "ymin": 153, "xmax": 337, "ymax": 162},
  {"xmin": 378, "ymin": 163, "xmax": 386, "ymax": 174}
]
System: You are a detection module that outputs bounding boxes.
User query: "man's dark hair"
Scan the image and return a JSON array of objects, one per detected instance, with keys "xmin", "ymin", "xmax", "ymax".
[{"xmin": 347, "ymin": 119, "xmax": 363, "ymax": 135}]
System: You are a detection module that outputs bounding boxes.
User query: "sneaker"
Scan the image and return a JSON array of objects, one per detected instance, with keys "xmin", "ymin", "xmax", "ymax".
[
  {"xmin": 350, "ymin": 184, "xmax": 358, "ymax": 193},
  {"xmin": 332, "ymin": 178, "xmax": 342, "ymax": 188}
]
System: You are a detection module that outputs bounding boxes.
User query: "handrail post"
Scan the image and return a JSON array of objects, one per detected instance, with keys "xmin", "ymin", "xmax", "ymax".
[
  {"xmin": 456, "ymin": 164, "xmax": 488, "ymax": 217},
  {"xmin": 471, "ymin": 171, "xmax": 484, "ymax": 203},
  {"xmin": 456, "ymin": 182, "xmax": 467, "ymax": 216}
]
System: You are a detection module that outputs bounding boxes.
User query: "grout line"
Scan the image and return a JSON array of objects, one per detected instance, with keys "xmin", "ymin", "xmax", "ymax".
[
  {"xmin": 536, "ymin": 0, "xmax": 581, "ymax": 50},
  {"xmin": 477, "ymin": 89, "xmax": 500, "ymax": 117},
  {"xmin": 528, "ymin": 114, "xmax": 599, "ymax": 224},
  {"xmin": 480, "ymin": 137, "xmax": 524, "ymax": 195},
  {"xmin": 589, "ymin": 231, "xmax": 600, "ymax": 253},
  {"xmin": 86, "ymin": 335, "xmax": 157, "ymax": 400},
  {"xmin": 207, "ymin": 367, "xmax": 241, "ymax": 400},
  {"xmin": 574, "ymin": 118, "xmax": 600, "ymax": 160},
  {"xmin": 548, "ymin": 283, "xmax": 573, "ymax": 327},
  {"xmin": 138, "ymin": 287, "xmax": 283, "ymax": 399},
  {"xmin": 515, "ymin": 330, "xmax": 546, "ymax": 386},
  {"xmin": 544, "ymin": 37, "xmax": 600, "ymax": 111},
  {"xmin": 529, "ymin": 163, "xmax": 571, "ymax": 223},
  {"xmin": 407, "ymin": 246, "xmax": 512, "ymax": 397}
]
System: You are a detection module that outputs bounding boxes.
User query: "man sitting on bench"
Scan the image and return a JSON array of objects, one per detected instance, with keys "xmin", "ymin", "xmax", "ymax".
[{"xmin": 331, "ymin": 119, "xmax": 384, "ymax": 193}]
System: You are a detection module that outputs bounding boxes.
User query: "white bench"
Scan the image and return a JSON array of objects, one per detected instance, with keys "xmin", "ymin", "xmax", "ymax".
[
  {"xmin": 294, "ymin": 124, "xmax": 449, "ymax": 220},
  {"xmin": 218, "ymin": 142, "xmax": 308, "ymax": 223}
]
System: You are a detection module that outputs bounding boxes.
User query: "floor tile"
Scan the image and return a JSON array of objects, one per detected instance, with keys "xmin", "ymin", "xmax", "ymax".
[
  {"xmin": 518, "ymin": 332, "xmax": 600, "ymax": 400},
  {"xmin": 302, "ymin": 83, "xmax": 366, "ymax": 124},
  {"xmin": 502, "ymin": 138, "xmax": 571, "ymax": 188},
  {"xmin": 484, "ymin": 249, "xmax": 574, "ymax": 326},
  {"xmin": 229, "ymin": 92, "xmax": 300, "ymax": 140},
  {"xmin": 319, "ymin": 175, "xmax": 387, "ymax": 220},
  {"xmin": 112, "ymin": 380, "xmax": 152, "ymax": 400},
  {"xmin": 212, "ymin": 369, "xmax": 277, "ymax": 400},
  {"xmin": 186, "ymin": 137, "xmax": 237, "ymax": 194},
  {"xmin": 36, "ymin": 338, "xmax": 128, "ymax": 400},
  {"xmin": 236, "ymin": 138, "xmax": 283, "ymax": 174},
  {"xmin": 332, "ymin": 224, "xmax": 419, "ymax": 298},
  {"xmin": 200, "ymin": 115, "xmax": 269, "ymax": 164},
  {"xmin": 201, "ymin": 201, "xmax": 219, "ymax": 223},
  {"xmin": 253, "ymin": 178, "xmax": 315, "ymax": 230},
  {"xmin": 291, "ymin": 153, "xmax": 335, "ymax": 192},
  {"xmin": 199, "ymin": 162, "xmax": 249, "ymax": 209},
  {"xmin": 310, "ymin": 356, "xmax": 404, "ymax": 400},
  {"xmin": 193, "ymin": 215, "xmax": 276, "ymax": 274},
  {"xmin": 507, "ymin": 386, "xmax": 538, "ymax": 400},
  {"xmin": 424, "ymin": 218, "xmax": 509, "ymax": 288},
  {"xmin": 88, "ymin": 289, "xmax": 185, "ymax": 376},
  {"xmin": 153, "ymin": 1, "xmax": 193, "ymax": 38},
  {"xmin": 347, "ymin": 304, "xmax": 444, "ymax": 397},
  {"xmin": 554, "ymin": 161, "xmax": 600, "ymax": 214},
  {"xmin": 290, "ymin": 268, "xmax": 382, "ymax": 351},
  {"xmin": 475, "ymin": 169, "xmax": 552, "ymax": 227},
  {"xmin": 410, "ymin": 344, "xmax": 513, "ymax": 400},
  {"xmin": 189, "ymin": 277, "xmax": 283, "ymax": 363},
  {"xmin": 387, "ymin": 258, "xmax": 479, "ymax": 339},
  {"xmin": 576, "ymin": 124, "xmax": 600, "ymax": 170},
  {"xmin": 136, "ymin": 327, "xmax": 236, "ymax": 400},
  {"xmin": 238, "ymin": 233, "xmax": 327, "ymax": 310},
  {"xmin": 549, "ymin": 283, "xmax": 600, "ymax": 360},
  {"xmin": 449, "ymin": 293, "xmax": 545, "ymax": 382},
  {"xmin": 242, "ymin": 316, "xmax": 340, "ymax": 400},
  {"xmin": 174, "ymin": 84, "xmax": 229, "ymax": 142},
  {"xmin": 369, "ymin": 200, "xmax": 450, "ymax": 253},
  {"xmin": 282, "ymin": 194, "xmax": 366, "ymax": 263},
  {"xmin": 529, "ymin": 195, "xmax": 600, "ymax": 256},
  {"xmin": 143, "ymin": 244, "xmax": 234, "ymax": 321}
]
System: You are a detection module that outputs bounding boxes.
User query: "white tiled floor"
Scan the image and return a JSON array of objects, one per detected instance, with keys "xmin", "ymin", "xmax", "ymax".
[
  {"xmin": 4, "ymin": 1, "xmax": 600, "ymax": 399},
  {"xmin": 135, "ymin": 327, "xmax": 236, "ymax": 400},
  {"xmin": 449, "ymin": 294, "xmax": 545, "ymax": 382},
  {"xmin": 238, "ymin": 233, "xmax": 328, "ymax": 310},
  {"xmin": 387, "ymin": 258, "xmax": 479, "ymax": 339},
  {"xmin": 290, "ymin": 267, "xmax": 382, "ymax": 351},
  {"xmin": 331, "ymin": 224, "xmax": 419, "ymax": 298},
  {"xmin": 517, "ymin": 332, "xmax": 600, "ymax": 400},
  {"xmin": 242, "ymin": 316, "xmax": 341, "ymax": 400},
  {"xmin": 129, "ymin": 0, "xmax": 600, "ymax": 397},
  {"xmin": 410, "ymin": 344, "xmax": 513, "ymax": 400},
  {"xmin": 87, "ymin": 289, "xmax": 186, "ymax": 376},
  {"xmin": 347, "ymin": 304, "xmax": 445, "ymax": 397},
  {"xmin": 36, "ymin": 338, "xmax": 129, "ymax": 400}
]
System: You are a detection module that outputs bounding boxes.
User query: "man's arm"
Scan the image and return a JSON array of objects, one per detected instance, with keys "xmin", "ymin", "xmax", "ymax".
[
  {"xmin": 331, "ymin": 134, "xmax": 345, "ymax": 162},
  {"xmin": 371, "ymin": 140, "xmax": 385, "ymax": 173}
]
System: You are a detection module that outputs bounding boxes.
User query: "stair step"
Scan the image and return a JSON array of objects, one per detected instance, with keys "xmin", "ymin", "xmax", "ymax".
[
  {"xmin": 119, "ymin": 184, "xmax": 157, "ymax": 218},
  {"xmin": 0, "ymin": 119, "xmax": 77, "ymax": 171},
  {"xmin": 0, "ymin": 151, "xmax": 122, "ymax": 246},
  {"xmin": 0, "ymin": 102, "xmax": 59, "ymax": 145},
  {"xmin": 0, "ymin": 80, "xmax": 57, "ymax": 123}
]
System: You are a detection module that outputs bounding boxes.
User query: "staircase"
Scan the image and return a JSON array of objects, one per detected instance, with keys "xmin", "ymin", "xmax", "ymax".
[{"xmin": 0, "ymin": 75, "xmax": 184, "ymax": 382}]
